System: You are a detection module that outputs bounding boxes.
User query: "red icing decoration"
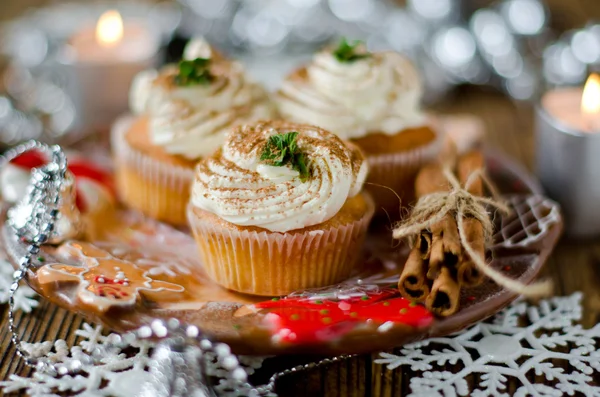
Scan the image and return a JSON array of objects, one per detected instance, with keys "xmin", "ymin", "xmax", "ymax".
[
  {"xmin": 254, "ymin": 288, "xmax": 433, "ymax": 344},
  {"xmin": 96, "ymin": 284, "xmax": 131, "ymax": 299},
  {"xmin": 10, "ymin": 150, "xmax": 47, "ymax": 168},
  {"xmin": 75, "ymin": 193, "xmax": 87, "ymax": 213},
  {"xmin": 69, "ymin": 161, "xmax": 116, "ymax": 196}
]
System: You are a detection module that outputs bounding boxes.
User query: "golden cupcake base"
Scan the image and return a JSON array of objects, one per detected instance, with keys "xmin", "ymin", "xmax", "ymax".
[
  {"xmin": 187, "ymin": 193, "xmax": 375, "ymax": 296},
  {"xmin": 111, "ymin": 115, "xmax": 196, "ymax": 226}
]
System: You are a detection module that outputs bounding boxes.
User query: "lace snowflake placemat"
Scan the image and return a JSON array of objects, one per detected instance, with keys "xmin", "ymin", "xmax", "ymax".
[{"xmin": 375, "ymin": 292, "xmax": 600, "ymax": 396}]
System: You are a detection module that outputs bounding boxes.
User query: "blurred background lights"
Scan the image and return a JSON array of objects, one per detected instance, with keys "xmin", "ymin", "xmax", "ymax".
[
  {"xmin": 492, "ymin": 51, "xmax": 524, "ymax": 79},
  {"xmin": 558, "ymin": 45, "xmax": 586, "ymax": 82},
  {"xmin": 49, "ymin": 103, "xmax": 77, "ymax": 137},
  {"xmin": 286, "ymin": 0, "xmax": 321, "ymax": 8},
  {"xmin": 408, "ymin": 0, "xmax": 454, "ymax": 22},
  {"xmin": 8, "ymin": 27, "xmax": 48, "ymax": 68},
  {"xmin": 471, "ymin": 10, "xmax": 514, "ymax": 58},
  {"xmin": 385, "ymin": 10, "xmax": 426, "ymax": 52},
  {"xmin": 147, "ymin": 2, "xmax": 182, "ymax": 38},
  {"xmin": 0, "ymin": 98, "xmax": 12, "ymax": 121},
  {"xmin": 185, "ymin": 0, "xmax": 231, "ymax": 19},
  {"xmin": 571, "ymin": 29, "xmax": 600, "ymax": 64},
  {"xmin": 543, "ymin": 43, "xmax": 586, "ymax": 85},
  {"xmin": 246, "ymin": 11, "xmax": 289, "ymax": 48},
  {"xmin": 504, "ymin": 69, "xmax": 537, "ymax": 101},
  {"xmin": 433, "ymin": 26, "xmax": 477, "ymax": 69},
  {"xmin": 502, "ymin": 0, "xmax": 546, "ymax": 36},
  {"xmin": 328, "ymin": 0, "xmax": 373, "ymax": 22},
  {"xmin": 35, "ymin": 83, "xmax": 66, "ymax": 114}
]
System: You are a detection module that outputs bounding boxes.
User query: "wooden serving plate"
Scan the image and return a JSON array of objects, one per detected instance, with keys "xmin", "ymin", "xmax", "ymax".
[{"xmin": 1, "ymin": 151, "xmax": 562, "ymax": 355}]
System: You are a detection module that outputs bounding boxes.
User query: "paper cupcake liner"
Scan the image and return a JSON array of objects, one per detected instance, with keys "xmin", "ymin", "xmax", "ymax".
[
  {"xmin": 111, "ymin": 116, "xmax": 195, "ymax": 226},
  {"xmin": 187, "ymin": 194, "xmax": 375, "ymax": 296},
  {"xmin": 365, "ymin": 128, "xmax": 445, "ymax": 216}
]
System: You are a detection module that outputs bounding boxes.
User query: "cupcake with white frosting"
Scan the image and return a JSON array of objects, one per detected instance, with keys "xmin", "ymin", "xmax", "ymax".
[
  {"xmin": 277, "ymin": 39, "xmax": 443, "ymax": 215},
  {"xmin": 187, "ymin": 120, "xmax": 374, "ymax": 296},
  {"xmin": 112, "ymin": 38, "xmax": 276, "ymax": 225}
]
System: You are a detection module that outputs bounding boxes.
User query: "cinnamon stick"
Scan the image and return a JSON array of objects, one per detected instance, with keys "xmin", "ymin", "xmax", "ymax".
[
  {"xmin": 457, "ymin": 151, "xmax": 485, "ymax": 286},
  {"xmin": 458, "ymin": 217, "xmax": 484, "ymax": 285},
  {"xmin": 398, "ymin": 234, "xmax": 431, "ymax": 301},
  {"xmin": 458, "ymin": 151, "xmax": 484, "ymax": 196},
  {"xmin": 419, "ymin": 232, "xmax": 432, "ymax": 258},
  {"xmin": 428, "ymin": 215, "xmax": 461, "ymax": 280},
  {"xmin": 414, "ymin": 163, "xmax": 462, "ymax": 281},
  {"xmin": 425, "ymin": 266, "xmax": 460, "ymax": 317},
  {"xmin": 415, "ymin": 163, "xmax": 451, "ymax": 198}
]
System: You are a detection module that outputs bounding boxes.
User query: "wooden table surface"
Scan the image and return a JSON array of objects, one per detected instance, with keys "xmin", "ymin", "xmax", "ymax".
[{"xmin": 2, "ymin": 1, "xmax": 600, "ymax": 396}]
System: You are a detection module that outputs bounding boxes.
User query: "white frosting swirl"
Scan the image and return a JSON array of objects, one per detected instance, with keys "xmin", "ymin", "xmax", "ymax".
[
  {"xmin": 129, "ymin": 42, "xmax": 275, "ymax": 159},
  {"xmin": 191, "ymin": 121, "xmax": 368, "ymax": 232},
  {"xmin": 277, "ymin": 50, "xmax": 425, "ymax": 140}
]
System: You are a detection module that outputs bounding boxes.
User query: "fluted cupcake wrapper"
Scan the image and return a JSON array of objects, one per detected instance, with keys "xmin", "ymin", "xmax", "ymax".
[
  {"xmin": 187, "ymin": 194, "xmax": 375, "ymax": 296},
  {"xmin": 111, "ymin": 116, "xmax": 195, "ymax": 226},
  {"xmin": 365, "ymin": 128, "xmax": 445, "ymax": 216}
]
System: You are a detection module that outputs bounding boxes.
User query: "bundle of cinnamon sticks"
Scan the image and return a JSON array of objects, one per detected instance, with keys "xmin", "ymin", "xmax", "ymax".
[{"xmin": 397, "ymin": 150, "xmax": 486, "ymax": 317}]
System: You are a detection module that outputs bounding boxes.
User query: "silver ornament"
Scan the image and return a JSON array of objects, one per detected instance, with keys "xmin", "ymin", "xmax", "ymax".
[
  {"xmin": 139, "ymin": 338, "xmax": 213, "ymax": 397},
  {"xmin": 7, "ymin": 160, "xmax": 82, "ymax": 245}
]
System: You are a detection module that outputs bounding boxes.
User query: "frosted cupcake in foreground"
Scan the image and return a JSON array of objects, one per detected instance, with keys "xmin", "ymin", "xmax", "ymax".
[
  {"xmin": 188, "ymin": 120, "xmax": 374, "ymax": 296},
  {"xmin": 277, "ymin": 39, "xmax": 443, "ymax": 214},
  {"xmin": 112, "ymin": 39, "xmax": 276, "ymax": 225}
]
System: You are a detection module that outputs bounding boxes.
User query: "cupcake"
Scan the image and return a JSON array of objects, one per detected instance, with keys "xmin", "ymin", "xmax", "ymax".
[
  {"xmin": 276, "ymin": 39, "xmax": 444, "ymax": 215},
  {"xmin": 188, "ymin": 120, "xmax": 374, "ymax": 296},
  {"xmin": 112, "ymin": 39, "xmax": 276, "ymax": 225}
]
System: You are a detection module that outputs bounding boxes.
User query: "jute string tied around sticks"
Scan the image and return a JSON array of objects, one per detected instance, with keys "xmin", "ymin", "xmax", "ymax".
[{"xmin": 392, "ymin": 167, "xmax": 553, "ymax": 297}]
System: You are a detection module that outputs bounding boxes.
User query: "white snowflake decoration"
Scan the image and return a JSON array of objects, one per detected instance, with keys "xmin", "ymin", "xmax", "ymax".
[
  {"xmin": 375, "ymin": 292, "xmax": 600, "ymax": 397},
  {"xmin": 1, "ymin": 323, "xmax": 154, "ymax": 397},
  {"xmin": 0, "ymin": 257, "xmax": 38, "ymax": 312},
  {"xmin": 0, "ymin": 322, "xmax": 266, "ymax": 397}
]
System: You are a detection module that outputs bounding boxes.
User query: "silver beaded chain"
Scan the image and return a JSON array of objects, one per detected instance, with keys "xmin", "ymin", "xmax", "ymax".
[
  {"xmin": 1, "ymin": 140, "xmax": 67, "ymax": 373},
  {"xmin": 1, "ymin": 140, "xmax": 349, "ymax": 396}
]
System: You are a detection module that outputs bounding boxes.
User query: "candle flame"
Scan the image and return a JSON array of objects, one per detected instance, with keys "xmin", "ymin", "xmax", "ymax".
[
  {"xmin": 96, "ymin": 10, "xmax": 123, "ymax": 47},
  {"xmin": 582, "ymin": 73, "xmax": 600, "ymax": 116}
]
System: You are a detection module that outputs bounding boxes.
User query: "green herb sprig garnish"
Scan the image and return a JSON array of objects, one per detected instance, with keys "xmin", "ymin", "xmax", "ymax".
[
  {"xmin": 175, "ymin": 58, "xmax": 213, "ymax": 86},
  {"xmin": 332, "ymin": 38, "xmax": 371, "ymax": 63},
  {"xmin": 260, "ymin": 131, "xmax": 309, "ymax": 182}
]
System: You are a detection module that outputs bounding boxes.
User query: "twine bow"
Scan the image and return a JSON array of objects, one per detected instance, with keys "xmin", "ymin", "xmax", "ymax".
[{"xmin": 393, "ymin": 167, "xmax": 553, "ymax": 297}]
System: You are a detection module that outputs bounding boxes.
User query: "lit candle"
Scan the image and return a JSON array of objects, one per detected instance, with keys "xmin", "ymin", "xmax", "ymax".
[
  {"xmin": 536, "ymin": 74, "xmax": 600, "ymax": 237},
  {"xmin": 97, "ymin": 10, "xmax": 124, "ymax": 47},
  {"xmin": 540, "ymin": 74, "xmax": 600, "ymax": 133},
  {"xmin": 581, "ymin": 74, "xmax": 600, "ymax": 132},
  {"xmin": 59, "ymin": 10, "xmax": 159, "ymax": 133}
]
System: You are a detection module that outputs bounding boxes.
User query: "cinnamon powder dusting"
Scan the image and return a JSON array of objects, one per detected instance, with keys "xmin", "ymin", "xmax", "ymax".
[{"xmin": 191, "ymin": 120, "xmax": 369, "ymax": 229}]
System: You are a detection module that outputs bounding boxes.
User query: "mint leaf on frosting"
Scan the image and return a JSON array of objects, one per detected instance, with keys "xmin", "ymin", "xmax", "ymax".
[
  {"xmin": 332, "ymin": 38, "xmax": 371, "ymax": 63},
  {"xmin": 260, "ymin": 131, "xmax": 309, "ymax": 182},
  {"xmin": 175, "ymin": 58, "xmax": 213, "ymax": 86}
]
